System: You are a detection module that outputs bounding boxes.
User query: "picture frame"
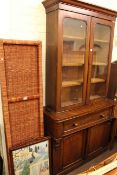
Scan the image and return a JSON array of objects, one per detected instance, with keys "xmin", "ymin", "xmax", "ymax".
[{"xmin": 10, "ymin": 137, "xmax": 51, "ymax": 175}]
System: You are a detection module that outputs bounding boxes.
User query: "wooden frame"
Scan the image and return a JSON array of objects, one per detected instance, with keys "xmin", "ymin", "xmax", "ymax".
[
  {"xmin": 57, "ymin": 10, "xmax": 91, "ymax": 111},
  {"xmin": 9, "ymin": 137, "xmax": 51, "ymax": 175},
  {"xmin": 86, "ymin": 18, "xmax": 115, "ymax": 102}
]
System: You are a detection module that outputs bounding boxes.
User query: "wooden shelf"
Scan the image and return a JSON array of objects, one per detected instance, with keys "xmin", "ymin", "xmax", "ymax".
[
  {"xmin": 90, "ymin": 95, "xmax": 101, "ymax": 100},
  {"xmin": 63, "ymin": 62, "xmax": 84, "ymax": 67},
  {"xmin": 94, "ymin": 39, "xmax": 109, "ymax": 43},
  {"xmin": 62, "ymin": 80, "xmax": 83, "ymax": 87},
  {"xmin": 63, "ymin": 35, "xmax": 85, "ymax": 41},
  {"xmin": 91, "ymin": 78, "xmax": 105, "ymax": 84},
  {"xmin": 62, "ymin": 62, "xmax": 106, "ymax": 66},
  {"xmin": 62, "ymin": 99, "xmax": 82, "ymax": 107},
  {"xmin": 93, "ymin": 62, "xmax": 107, "ymax": 66},
  {"xmin": 63, "ymin": 36, "xmax": 108, "ymax": 43},
  {"xmin": 62, "ymin": 78, "xmax": 105, "ymax": 87}
]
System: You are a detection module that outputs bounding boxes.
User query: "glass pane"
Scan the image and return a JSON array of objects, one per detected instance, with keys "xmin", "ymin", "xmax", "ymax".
[
  {"xmin": 90, "ymin": 24, "xmax": 111, "ymax": 100},
  {"xmin": 115, "ymin": 88, "xmax": 117, "ymax": 97},
  {"xmin": 61, "ymin": 18, "xmax": 86, "ymax": 107}
]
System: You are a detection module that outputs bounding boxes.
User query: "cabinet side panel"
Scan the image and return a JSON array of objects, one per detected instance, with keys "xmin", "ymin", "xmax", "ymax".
[
  {"xmin": 46, "ymin": 11, "xmax": 58, "ymax": 110},
  {"xmin": 108, "ymin": 63, "xmax": 117, "ymax": 99}
]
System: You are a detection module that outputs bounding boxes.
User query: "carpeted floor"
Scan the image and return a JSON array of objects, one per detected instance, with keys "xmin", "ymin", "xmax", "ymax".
[{"xmin": 67, "ymin": 140, "xmax": 117, "ymax": 175}]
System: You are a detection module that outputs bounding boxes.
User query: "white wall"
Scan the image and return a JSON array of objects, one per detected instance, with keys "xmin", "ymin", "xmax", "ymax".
[
  {"xmin": 0, "ymin": 0, "xmax": 46, "ymax": 103},
  {"xmin": 0, "ymin": 1, "xmax": 117, "ymax": 173},
  {"xmin": 0, "ymin": 1, "xmax": 46, "ymax": 174}
]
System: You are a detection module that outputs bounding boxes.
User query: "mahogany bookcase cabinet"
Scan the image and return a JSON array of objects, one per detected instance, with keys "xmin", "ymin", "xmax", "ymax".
[{"xmin": 43, "ymin": 0, "xmax": 117, "ymax": 174}]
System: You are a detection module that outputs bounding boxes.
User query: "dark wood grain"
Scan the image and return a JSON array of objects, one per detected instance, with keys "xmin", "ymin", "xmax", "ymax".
[
  {"xmin": 44, "ymin": 99, "xmax": 115, "ymax": 174},
  {"xmin": 45, "ymin": 10, "xmax": 58, "ymax": 110},
  {"xmin": 86, "ymin": 121, "xmax": 111, "ymax": 159},
  {"xmin": 63, "ymin": 130, "xmax": 86, "ymax": 167}
]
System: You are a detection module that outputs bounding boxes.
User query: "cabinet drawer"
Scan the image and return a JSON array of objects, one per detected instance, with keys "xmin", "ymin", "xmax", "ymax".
[{"xmin": 64, "ymin": 109, "xmax": 111, "ymax": 133}]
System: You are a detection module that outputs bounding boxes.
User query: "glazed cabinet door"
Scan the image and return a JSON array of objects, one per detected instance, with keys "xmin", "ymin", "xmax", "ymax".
[
  {"xmin": 86, "ymin": 121, "xmax": 111, "ymax": 158},
  {"xmin": 57, "ymin": 11, "xmax": 90, "ymax": 110},
  {"xmin": 63, "ymin": 130, "xmax": 86, "ymax": 168},
  {"xmin": 114, "ymin": 101, "xmax": 117, "ymax": 137},
  {"xmin": 87, "ymin": 18, "xmax": 114, "ymax": 101}
]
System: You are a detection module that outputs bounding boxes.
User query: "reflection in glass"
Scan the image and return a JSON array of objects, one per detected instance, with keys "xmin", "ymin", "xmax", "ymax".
[
  {"xmin": 61, "ymin": 18, "xmax": 86, "ymax": 107},
  {"xmin": 90, "ymin": 24, "xmax": 111, "ymax": 100},
  {"xmin": 115, "ymin": 88, "xmax": 117, "ymax": 98}
]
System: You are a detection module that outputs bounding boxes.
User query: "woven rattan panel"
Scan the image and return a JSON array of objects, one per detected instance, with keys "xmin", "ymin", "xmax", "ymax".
[
  {"xmin": 4, "ymin": 44, "xmax": 39, "ymax": 98},
  {"xmin": 9, "ymin": 100, "xmax": 40, "ymax": 145},
  {"xmin": 0, "ymin": 40, "xmax": 43, "ymax": 148}
]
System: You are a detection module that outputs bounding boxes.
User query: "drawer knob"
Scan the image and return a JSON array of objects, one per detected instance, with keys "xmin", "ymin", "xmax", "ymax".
[
  {"xmin": 73, "ymin": 123, "xmax": 78, "ymax": 127},
  {"xmin": 100, "ymin": 114, "xmax": 105, "ymax": 118}
]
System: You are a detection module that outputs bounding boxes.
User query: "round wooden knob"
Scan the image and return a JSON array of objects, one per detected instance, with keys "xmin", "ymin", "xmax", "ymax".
[
  {"xmin": 100, "ymin": 114, "xmax": 105, "ymax": 118},
  {"xmin": 73, "ymin": 123, "xmax": 78, "ymax": 127}
]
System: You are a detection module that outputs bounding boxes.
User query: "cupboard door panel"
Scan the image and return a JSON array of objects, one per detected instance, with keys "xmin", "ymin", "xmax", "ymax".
[
  {"xmin": 87, "ymin": 121, "xmax": 111, "ymax": 157},
  {"xmin": 63, "ymin": 130, "xmax": 85, "ymax": 167}
]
